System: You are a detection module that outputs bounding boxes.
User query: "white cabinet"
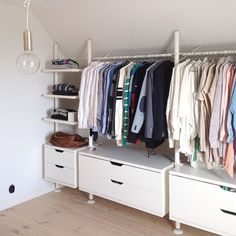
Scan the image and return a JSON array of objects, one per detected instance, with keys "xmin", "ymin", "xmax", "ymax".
[
  {"xmin": 79, "ymin": 143, "xmax": 173, "ymax": 217},
  {"xmin": 43, "ymin": 144, "xmax": 86, "ymax": 188},
  {"xmin": 170, "ymin": 165, "xmax": 236, "ymax": 236}
]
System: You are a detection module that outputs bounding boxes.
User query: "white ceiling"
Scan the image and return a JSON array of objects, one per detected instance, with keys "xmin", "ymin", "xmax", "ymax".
[{"xmin": 1, "ymin": 0, "xmax": 236, "ymax": 62}]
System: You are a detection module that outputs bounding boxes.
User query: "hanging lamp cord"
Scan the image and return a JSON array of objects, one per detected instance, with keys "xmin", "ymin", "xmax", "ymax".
[{"xmin": 23, "ymin": 0, "xmax": 30, "ymax": 30}]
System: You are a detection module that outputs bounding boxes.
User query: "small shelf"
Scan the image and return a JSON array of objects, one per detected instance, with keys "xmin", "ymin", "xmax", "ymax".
[
  {"xmin": 42, "ymin": 94, "xmax": 79, "ymax": 99},
  {"xmin": 42, "ymin": 117, "xmax": 78, "ymax": 125},
  {"xmin": 42, "ymin": 68, "xmax": 83, "ymax": 73}
]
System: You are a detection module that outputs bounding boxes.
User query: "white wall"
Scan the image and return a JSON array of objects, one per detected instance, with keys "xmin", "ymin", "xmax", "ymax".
[
  {"xmin": 0, "ymin": 3, "xmax": 54, "ymax": 210},
  {"xmin": 1, "ymin": 0, "xmax": 236, "ymax": 64},
  {"xmin": 29, "ymin": 0, "xmax": 236, "ymax": 64}
]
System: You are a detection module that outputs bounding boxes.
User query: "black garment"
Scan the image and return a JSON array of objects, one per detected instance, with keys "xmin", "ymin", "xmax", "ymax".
[
  {"xmin": 127, "ymin": 62, "xmax": 152, "ymax": 143},
  {"xmin": 107, "ymin": 62, "xmax": 128, "ymax": 137},
  {"xmin": 145, "ymin": 60, "xmax": 174, "ymax": 148},
  {"xmin": 53, "ymin": 83, "xmax": 78, "ymax": 92},
  {"xmin": 51, "ymin": 108, "xmax": 76, "ymax": 121},
  {"xmin": 90, "ymin": 129, "xmax": 98, "ymax": 142}
]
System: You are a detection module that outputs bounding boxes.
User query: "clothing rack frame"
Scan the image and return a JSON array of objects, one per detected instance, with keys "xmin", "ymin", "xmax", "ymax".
[{"xmin": 85, "ymin": 31, "xmax": 236, "ymax": 235}]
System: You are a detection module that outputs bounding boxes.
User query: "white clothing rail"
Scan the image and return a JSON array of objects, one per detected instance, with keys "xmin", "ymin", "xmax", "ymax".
[
  {"xmin": 92, "ymin": 50, "xmax": 236, "ymax": 62},
  {"xmin": 92, "ymin": 53, "xmax": 173, "ymax": 61},
  {"xmin": 181, "ymin": 50, "xmax": 236, "ymax": 56}
]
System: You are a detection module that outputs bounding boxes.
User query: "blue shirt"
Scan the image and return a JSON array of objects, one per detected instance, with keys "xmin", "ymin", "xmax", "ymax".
[{"xmin": 101, "ymin": 62, "xmax": 125, "ymax": 135}]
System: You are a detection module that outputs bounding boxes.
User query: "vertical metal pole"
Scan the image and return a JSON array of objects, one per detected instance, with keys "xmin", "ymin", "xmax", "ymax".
[
  {"xmin": 87, "ymin": 39, "xmax": 95, "ymax": 150},
  {"xmin": 173, "ymin": 30, "xmax": 183, "ymax": 235},
  {"xmin": 53, "ymin": 42, "xmax": 61, "ymax": 193},
  {"xmin": 174, "ymin": 31, "xmax": 180, "ymax": 165},
  {"xmin": 53, "ymin": 42, "xmax": 59, "ymax": 132}
]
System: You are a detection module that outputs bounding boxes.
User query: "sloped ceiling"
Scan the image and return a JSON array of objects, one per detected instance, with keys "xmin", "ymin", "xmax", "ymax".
[{"xmin": 1, "ymin": 0, "xmax": 236, "ymax": 63}]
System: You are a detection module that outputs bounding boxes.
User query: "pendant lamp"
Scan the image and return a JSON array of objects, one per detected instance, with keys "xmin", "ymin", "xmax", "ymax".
[{"xmin": 16, "ymin": 0, "xmax": 40, "ymax": 74}]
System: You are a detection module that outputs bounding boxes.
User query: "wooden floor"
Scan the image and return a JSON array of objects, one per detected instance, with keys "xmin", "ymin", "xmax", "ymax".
[{"xmin": 0, "ymin": 188, "xmax": 217, "ymax": 236}]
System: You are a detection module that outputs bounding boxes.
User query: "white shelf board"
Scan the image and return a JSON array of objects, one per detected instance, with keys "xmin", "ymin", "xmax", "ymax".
[
  {"xmin": 42, "ymin": 117, "xmax": 78, "ymax": 125},
  {"xmin": 170, "ymin": 164, "xmax": 236, "ymax": 189},
  {"xmin": 79, "ymin": 141, "xmax": 173, "ymax": 173},
  {"xmin": 42, "ymin": 94, "xmax": 79, "ymax": 99},
  {"xmin": 44, "ymin": 143, "xmax": 88, "ymax": 152},
  {"xmin": 42, "ymin": 68, "xmax": 83, "ymax": 73}
]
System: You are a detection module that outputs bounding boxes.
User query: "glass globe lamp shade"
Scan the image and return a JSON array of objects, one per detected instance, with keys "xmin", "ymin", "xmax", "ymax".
[{"xmin": 16, "ymin": 51, "xmax": 40, "ymax": 74}]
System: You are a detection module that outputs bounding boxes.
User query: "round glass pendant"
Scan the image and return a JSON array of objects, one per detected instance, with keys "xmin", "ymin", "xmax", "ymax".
[{"xmin": 16, "ymin": 51, "xmax": 40, "ymax": 74}]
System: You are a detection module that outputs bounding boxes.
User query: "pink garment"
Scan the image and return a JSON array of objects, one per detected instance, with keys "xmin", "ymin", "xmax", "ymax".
[
  {"xmin": 220, "ymin": 65, "xmax": 235, "ymax": 142},
  {"xmin": 224, "ymin": 143, "xmax": 234, "ymax": 178},
  {"xmin": 224, "ymin": 67, "xmax": 235, "ymax": 178}
]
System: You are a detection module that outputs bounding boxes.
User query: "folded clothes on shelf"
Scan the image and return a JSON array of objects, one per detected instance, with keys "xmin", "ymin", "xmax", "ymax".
[
  {"xmin": 49, "ymin": 132, "xmax": 88, "ymax": 148},
  {"xmin": 52, "ymin": 83, "xmax": 79, "ymax": 96},
  {"xmin": 50, "ymin": 108, "xmax": 77, "ymax": 122},
  {"xmin": 46, "ymin": 58, "xmax": 80, "ymax": 69}
]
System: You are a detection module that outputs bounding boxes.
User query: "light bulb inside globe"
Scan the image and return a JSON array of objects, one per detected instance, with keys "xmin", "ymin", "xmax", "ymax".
[{"xmin": 16, "ymin": 51, "xmax": 40, "ymax": 74}]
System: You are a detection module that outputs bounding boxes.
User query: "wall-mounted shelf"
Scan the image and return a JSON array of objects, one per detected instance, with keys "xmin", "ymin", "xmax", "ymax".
[
  {"xmin": 42, "ymin": 68, "xmax": 83, "ymax": 73},
  {"xmin": 42, "ymin": 94, "xmax": 79, "ymax": 99},
  {"xmin": 42, "ymin": 117, "xmax": 78, "ymax": 125}
]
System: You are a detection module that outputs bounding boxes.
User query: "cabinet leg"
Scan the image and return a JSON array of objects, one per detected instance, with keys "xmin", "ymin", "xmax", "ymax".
[
  {"xmin": 54, "ymin": 183, "xmax": 61, "ymax": 193},
  {"xmin": 173, "ymin": 222, "xmax": 183, "ymax": 235},
  {"xmin": 87, "ymin": 193, "xmax": 95, "ymax": 204}
]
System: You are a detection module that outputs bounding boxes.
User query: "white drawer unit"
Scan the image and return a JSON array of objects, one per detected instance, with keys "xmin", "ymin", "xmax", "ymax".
[
  {"xmin": 170, "ymin": 165, "xmax": 236, "ymax": 236},
  {"xmin": 43, "ymin": 144, "xmax": 86, "ymax": 188},
  {"xmin": 79, "ymin": 143, "xmax": 173, "ymax": 217},
  {"xmin": 44, "ymin": 145, "xmax": 77, "ymax": 169}
]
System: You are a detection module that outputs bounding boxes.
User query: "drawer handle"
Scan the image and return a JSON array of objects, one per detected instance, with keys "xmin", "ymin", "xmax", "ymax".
[
  {"xmin": 55, "ymin": 164, "xmax": 64, "ymax": 169},
  {"xmin": 220, "ymin": 186, "xmax": 236, "ymax": 193},
  {"xmin": 220, "ymin": 209, "xmax": 236, "ymax": 216},
  {"xmin": 55, "ymin": 149, "xmax": 64, "ymax": 153},
  {"xmin": 110, "ymin": 179, "xmax": 123, "ymax": 185},
  {"xmin": 110, "ymin": 161, "xmax": 123, "ymax": 167}
]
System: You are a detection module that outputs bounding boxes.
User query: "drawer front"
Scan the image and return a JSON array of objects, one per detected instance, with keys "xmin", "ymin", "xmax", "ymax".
[
  {"xmin": 108, "ymin": 160, "xmax": 163, "ymax": 193},
  {"xmin": 44, "ymin": 163, "xmax": 78, "ymax": 187},
  {"xmin": 107, "ymin": 179, "xmax": 165, "ymax": 216},
  {"xmin": 79, "ymin": 155, "xmax": 166, "ymax": 216},
  {"xmin": 80, "ymin": 154, "xmax": 163, "ymax": 193},
  {"xmin": 44, "ymin": 146, "xmax": 77, "ymax": 169},
  {"xmin": 170, "ymin": 175, "xmax": 236, "ymax": 236}
]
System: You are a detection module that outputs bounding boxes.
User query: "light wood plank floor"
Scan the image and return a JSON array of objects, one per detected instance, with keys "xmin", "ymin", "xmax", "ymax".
[{"xmin": 0, "ymin": 188, "xmax": 217, "ymax": 236}]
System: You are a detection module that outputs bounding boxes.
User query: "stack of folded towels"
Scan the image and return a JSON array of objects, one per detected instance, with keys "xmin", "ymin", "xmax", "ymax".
[{"xmin": 52, "ymin": 83, "xmax": 79, "ymax": 96}]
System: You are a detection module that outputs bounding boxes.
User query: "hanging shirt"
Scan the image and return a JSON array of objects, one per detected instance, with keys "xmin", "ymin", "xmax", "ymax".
[
  {"xmin": 107, "ymin": 61, "xmax": 128, "ymax": 137},
  {"xmin": 145, "ymin": 60, "xmax": 174, "ymax": 149},
  {"xmin": 101, "ymin": 62, "xmax": 124, "ymax": 135},
  {"xmin": 131, "ymin": 62, "xmax": 159, "ymax": 134},
  {"xmin": 209, "ymin": 58, "xmax": 229, "ymax": 149},
  {"xmin": 176, "ymin": 60, "xmax": 197, "ymax": 155},
  {"xmin": 115, "ymin": 62, "xmax": 134, "ymax": 146},
  {"xmin": 78, "ymin": 62, "xmax": 100, "ymax": 129},
  {"xmin": 219, "ymin": 65, "xmax": 234, "ymax": 142},
  {"xmin": 97, "ymin": 63, "xmax": 113, "ymax": 132},
  {"xmin": 122, "ymin": 64, "xmax": 135, "ymax": 146},
  {"xmin": 227, "ymin": 71, "xmax": 236, "ymax": 144},
  {"xmin": 127, "ymin": 62, "xmax": 152, "ymax": 144},
  {"xmin": 144, "ymin": 61, "xmax": 162, "ymax": 139},
  {"xmin": 197, "ymin": 60, "xmax": 212, "ymax": 152},
  {"xmin": 90, "ymin": 62, "xmax": 108, "ymax": 130},
  {"xmin": 166, "ymin": 59, "xmax": 191, "ymax": 148}
]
